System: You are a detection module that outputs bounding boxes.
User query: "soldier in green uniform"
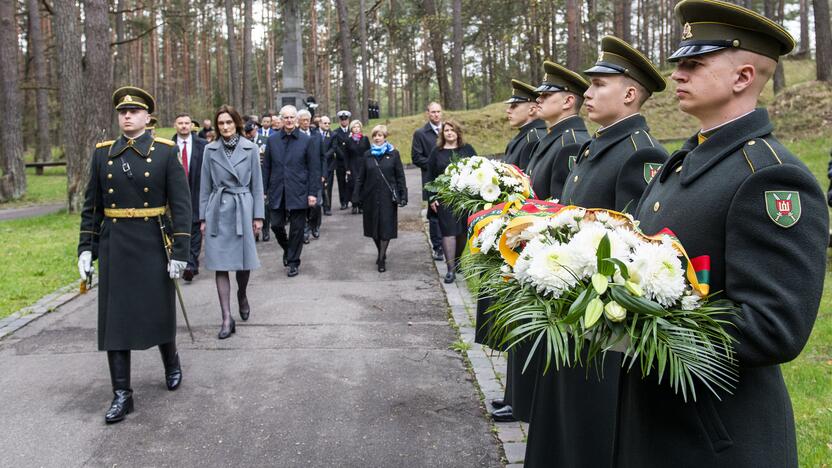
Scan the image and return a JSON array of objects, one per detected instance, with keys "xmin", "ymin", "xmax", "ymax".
[
  {"xmin": 524, "ymin": 61, "xmax": 590, "ymax": 200},
  {"xmin": 525, "ymin": 38, "xmax": 669, "ymax": 468},
  {"xmin": 77, "ymin": 86, "xmax": 192, "ymax": 424},
  {"xmin": 616, "ymin": 2, "xmax": 827, "ymax": 466},
  {"xmin": 502, "ymin": 79, "xmax": 546, "ymax": 170}
]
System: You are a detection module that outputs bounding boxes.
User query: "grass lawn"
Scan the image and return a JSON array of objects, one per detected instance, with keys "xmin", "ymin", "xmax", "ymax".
[{"xmin": 0, "ymin": 166, "xmax": 67, "ymax": 209}]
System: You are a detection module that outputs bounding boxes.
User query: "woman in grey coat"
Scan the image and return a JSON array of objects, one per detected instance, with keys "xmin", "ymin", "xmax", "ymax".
[{"xmin": 199, "ymin": 105, "xmax": 265, "ymax": 339}]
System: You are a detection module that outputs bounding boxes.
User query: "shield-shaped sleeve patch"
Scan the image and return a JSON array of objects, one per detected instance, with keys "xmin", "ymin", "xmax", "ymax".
[
  {"xmin": 765, "ymin": 191, "xmax": 801, "ymax": 228},
  {"xmin": 644, "ymin": 163, "xmax": 662, "ymax": 183}
]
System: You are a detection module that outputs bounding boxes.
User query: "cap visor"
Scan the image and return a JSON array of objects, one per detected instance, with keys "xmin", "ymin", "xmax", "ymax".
[
  {"xmin": 505, "ymin": 96, "xmax": 532, "ymax": 104},
  {"xmin": 584, "ymin": 64, "xmax": 623, "ymax": 75},
  {"xmin": 668, "ymin": 44, "xmax": 727, "ymax": 62},
  {"xmin": 534, "ymin": 84, "xmax": 564, "ymax": 93},
  {"xmin": 115, "ymin": 104, "xmax": 147, "ymax": 111}
]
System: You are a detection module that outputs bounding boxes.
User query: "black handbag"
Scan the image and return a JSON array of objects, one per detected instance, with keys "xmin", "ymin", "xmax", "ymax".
[{"xmin": 373, "ymin": 157, "xmax": 399, "ymax": 204}]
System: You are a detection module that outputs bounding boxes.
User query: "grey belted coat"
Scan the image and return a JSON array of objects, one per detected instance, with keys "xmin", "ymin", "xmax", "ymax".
[{"xmin": 199, "ymin": 136, "xmax": 265, "ymax": 271}]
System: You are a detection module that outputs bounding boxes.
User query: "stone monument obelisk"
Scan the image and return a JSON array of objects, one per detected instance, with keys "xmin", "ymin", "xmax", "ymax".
[{"xmin": 277, "ymin": 0, "xmax": 307, "ymax": 110}]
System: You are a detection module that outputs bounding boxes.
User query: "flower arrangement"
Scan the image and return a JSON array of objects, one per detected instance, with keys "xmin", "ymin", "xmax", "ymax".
[
  {"xmin": 425, "ymin": 156, "xmax": 534, "ymax": 217},
  {"xmin": 467, "ymin": 202, "xmax": 739, "ymax": 401}
]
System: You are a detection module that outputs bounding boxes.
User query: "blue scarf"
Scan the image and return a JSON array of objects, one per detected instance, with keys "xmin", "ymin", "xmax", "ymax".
[{"xmin": 370, "ymin": 142, "xmax": 394, "ymax": 158}]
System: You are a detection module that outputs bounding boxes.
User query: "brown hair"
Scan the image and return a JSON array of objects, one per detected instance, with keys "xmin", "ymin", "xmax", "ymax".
[
  {"xmin": 214, "ymin": 105, "xmax": 244, "ymax": 136},
  {"xmin": 371, "ymin": 124, "xmax": 388, "ymax": 137},
  {"xmin": 436, "ymin": 120, "xmax": 465, "ymax": 148}
]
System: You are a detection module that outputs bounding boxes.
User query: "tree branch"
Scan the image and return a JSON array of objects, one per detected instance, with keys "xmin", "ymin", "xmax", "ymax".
[
  {"xmin": 41, "ymin": 0, "xmax": 53, "ymax": 15},
  {"xmin": 110, "ymin": 19, "xmax": 168, "ymax": 46}
]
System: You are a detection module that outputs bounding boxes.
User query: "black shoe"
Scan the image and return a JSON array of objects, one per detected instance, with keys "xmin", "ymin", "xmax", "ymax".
[
  {"xmin": 432, "ymin": 249, "xmax": 444, "ymax": 261},
  {"xmin": 444, "ymin": 271, "xmax": 456, "ymax": 284},
  {"xmin": 160, "ymin": 346, "xmax": 182, "ymax": 391},
  {"xmin": 378, "ymin": 260, "xmax": 386, "ymax": 273},
  {"xmin": 351, "ymin": 206, "xmax": 358, "ymax": 214},
  {"xmin": 288, "ymin": 266, "xmax": 299, "ymax": 277},
  {"xmin": 358, "ymin": 207, "xmax": 363, "ymax": 214},
  {"xmin": 340, "ymin": 203, "xmax": 348, "ymax": 210},
  {"xmin": 491, "ymin": 405, "xmax": 516, "ymax": 422},
  {"xmin": 283, "ymin": 254, "xmax": 288, "ymax": 267},
  {"xmin": 262, "ymin": 231, "xmax": 270, "ymax": 242},
  {"xmin": 238, "ymin": 292, "xmax": 250, "ymax": 321},
  {"xmin": 303, "ymin": 230, "xmax": 311, "ymax": 244},
  {"xmin": 105, "ymin": 389, "xmax": 134, "ymax": 424},
  {"xmin": 312, "ymin": 228, "xmax": 320, "ymax": 239},
  {"xmin": 218, "ymin": 319, "xmax": 236, "ymax": 339},
  {"xmin": 324, "ymin": 209, "xmax": 332, "ymax": 216},
  {"xmin": 182, "ymin": 269, "xmax": 194, "ymax": 282},
  {"xmin": 255, "ymin": 232, "xmax": 260, "ymax": 242},
  {"xmin": 165, "ymin": 364, "xmax": 182, "ymax": 391},
  {"xmin": 491, "ymin": 398, "xmax": 507, "ymax": 409}
]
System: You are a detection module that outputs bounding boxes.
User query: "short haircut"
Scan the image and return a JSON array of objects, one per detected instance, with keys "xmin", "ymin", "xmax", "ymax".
[
  {"xmin": 280, "ymin": 105, "xmax": 298, "ymax": 117},
  {"xmin": 426, "ymin": 101, "xmax": 442, "ymax": 112},
  {"xmin": 213, "ymin": 105, "xmax": 244, "ymax": 136},
  {"xmin": 174, "ymin": 113, "xmax": 191, "ymax": 121},
  {"xmin": 297, "ymin": 109, "xmax": 312, "ymax": 119},
  {"xmin": 437, "ymin": 120, "xmax": 465, "ymax": 148},
  {"xmin": 622, "ymin": 76, "xmax": 651, "ymax": 106},
  {"xmin": 261, "ymin": 113, "xmax": 272, "ymax": 120},
  {"xmin": 371, "ymin": 124, "xmax": 388, "ymax": 137},
  {"xmin": 349, "ymin": 120, "xmax": 363, "ymax": 132}
]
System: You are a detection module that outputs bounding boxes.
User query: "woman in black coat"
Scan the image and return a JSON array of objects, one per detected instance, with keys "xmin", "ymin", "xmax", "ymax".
[
  {"xmin": 346, "ymin": 120, "xmax": 371, "ymax": 214},
  {"xmin": 426, "ymin": 120, "xmax": 476, "ymax": 283},
  {"xmin": 352, "ymin": 125, "xmax": 407, "ymax": 272}
]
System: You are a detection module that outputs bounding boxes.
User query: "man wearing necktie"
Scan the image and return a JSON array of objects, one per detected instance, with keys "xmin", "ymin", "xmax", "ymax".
[{"xmin": 173, "ymin": 113, "xmax": 207, "ymax": 282}]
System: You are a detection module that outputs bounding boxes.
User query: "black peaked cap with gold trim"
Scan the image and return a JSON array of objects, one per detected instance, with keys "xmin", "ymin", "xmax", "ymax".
[
  {"xmin": 585, "ymin": 36, "xmax": 666, "ymax": 93},
  {"xmin": 146, "ymin": 115, "xmax": 158, "ymax": 129},
  {"xmin": 535, "ymin": 61, "xmax": 589, "ymax": 95},
  {"xmin": 669, "ymin": 0, "xmax": 795, "ymax": 62},
  {"xmin": 505, "ymin": 79, "xmax": 539, "ymax": 103},
  {"xmin": 113, "ymin": 86, "xmax": 156, "ymax": 114}
]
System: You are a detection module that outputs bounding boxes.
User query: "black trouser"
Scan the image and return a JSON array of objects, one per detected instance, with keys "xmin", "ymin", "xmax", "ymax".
[
  {"xmin": 107, "ymin": 341, "xmax": 178, "ymax": 391},
  {"xmin": 336, "ymin": 162, "xmax": 350, "ymax": 205},
  {"xmin": 323, "ymin": 168, "xmax": 335, "ymax": 212},
  {"xmin": 187, "ymin": 220, "xmax": 201, "ymax": 272},
  {"xmin": 307, "ymin": 205, "xmax": 322, "ymax": 230},
  {"xmin": 261, "ymin": 198, "xmax": 271, "ymax": 240},
  {"xmin": 428, "ymin": 212, "xmax": 442, "ymax": 251},
  {"xmin": 271, "ymin": 202, "xmax": 307, "ymax": 267}
]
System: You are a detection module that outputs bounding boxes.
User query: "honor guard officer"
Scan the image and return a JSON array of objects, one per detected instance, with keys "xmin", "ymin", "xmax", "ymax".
[
  {"xmin": 616, "ymin": 2, "xmax": 828, "ymax": 467},
  {"xmin": 525, "ymin": 38, "xmax": 668, "ymax": 468},
  {"xmin": 524, "ymin": 61, "xmax": 590, "ymax": 200},
  {"xmin": 502, "ymin": 79, "xmax": 546, "ymax": 169},
  {"xmin": 77, "ymin": 86, "xmax": 192, "ymax": 424}
]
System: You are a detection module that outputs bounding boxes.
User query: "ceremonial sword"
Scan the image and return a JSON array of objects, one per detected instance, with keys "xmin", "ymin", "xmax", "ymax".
[{"xmin": 157, "ymin": 215, "xmax": 196, "ymax": 343}]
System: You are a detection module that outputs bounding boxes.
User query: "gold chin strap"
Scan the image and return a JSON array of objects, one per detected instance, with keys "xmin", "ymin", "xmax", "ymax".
[{"xmin": 104, "ymin": 207, "xmax": 166, "ymax": 218}]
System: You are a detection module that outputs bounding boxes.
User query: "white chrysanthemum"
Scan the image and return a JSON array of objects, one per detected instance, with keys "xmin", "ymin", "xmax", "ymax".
[
  {"xmin": 595, "ymin": 211, "xmax": 611, "ymax": 223},
  {"xmin": 478, "ymin": 218, "xmax": 506, "ymax": 254},
  {"xmin": 506, "ymin": 218, "xmax": 552, "ymax": 248},
  {"xmin": 567, "ymin": 222, "xmax": 629, "ymax": 279},
  {"xmin": 614, "ymin": 226, "xmax": 647, "ymax": 251},
  {"xmin": 500, "ymin": 175, "xmax": 521, "ymax": 188},
  {"xmin": 513, "ymin": 238, "xmax": 545, "ymax": 282},
  {"xmin": 549, "ymin": 207, "xmax": 586, "ymax": 232},
  {"xmin": 473, "ymin": 167, "xmax": 498, "ymax": 186},
  {"xmin": 680, "ymin": 292, "xmax": 703, "ymax": 310},
  {"xmin": 524, "ymin": 242, "xmax": 579, "ymax": 297},
  {"xmin": 480, "ymin": 183, "xmax": 501, "ymax": 202},
  {"xmin": 629, "ymin": 240, "xmax": 686, "ymax": 307}
]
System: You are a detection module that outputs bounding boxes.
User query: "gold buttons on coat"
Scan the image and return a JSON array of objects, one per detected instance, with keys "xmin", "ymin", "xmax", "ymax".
[
  {"xmin": 144, "ymin": 217, "xmax": 149, "ymax": 221},
  {"xmin": 143, "ymin": 202, "xmax": 149, "ymax": 207},
  {"xmin": 149, "ymin": 146, "xmax": 155, "ymax": 152},
  {"xmin": 143, "ymin": 187, "xmax": 149, "ymax": 193},
  {"xmin": 747, "ymin": 140, "xmax": 756, "ymax": 146},
  {"xmin": 108, "ymin": 188, "xmax": 114, "ymax": 194},
  {"xmin": 573, "ymin": 175, "xmax": 579, "ymax": 183},
  {"xmin": 146, "ymin": 158, "xmax": 152, "ymax": 163},
  {"xmin": 111, "ymin": 203, "xmax": 116, "ymax": 208},
  {"xmin": 653, "ymin": 201, "xmax": 660, "ymax": 212},
  {"xmin": 144, "ymin": 172, "xmax": 150, "ymax": 177},
  {"xmin": 584, "ymin": 149, "xmax": 590, "ymax": 156},
  {"xmin": 675, "ymin": 166, "xmax": 683, "ymax": 173},
  {"xmin": 107, "ymin": 161, "xmax": 113, "ymax": 166},
  {"xmin": 107, "ymin": 174, "xmax": 113, "ymax": 179},
  {"xmin": 113, "ymin": 218, "xmax": 118, "ymax": 223}
]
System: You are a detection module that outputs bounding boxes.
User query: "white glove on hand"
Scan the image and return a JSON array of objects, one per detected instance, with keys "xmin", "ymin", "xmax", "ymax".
[
  {"xmin": 78, "ymin": 251, "xmax": 92, "ymax": 281},
  {"xmin": 167, "ymin": 260, "xmax": 188, "ymax": 279}
]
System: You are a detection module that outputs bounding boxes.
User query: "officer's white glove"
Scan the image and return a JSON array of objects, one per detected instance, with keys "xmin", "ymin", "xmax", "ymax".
[
  {"xmin": 167, "ymin": 260, "xmax": 188, "ymax": 279},
  {"xmin": 78, "ymin": 251, "xmax": 92, "ymax": 281}
]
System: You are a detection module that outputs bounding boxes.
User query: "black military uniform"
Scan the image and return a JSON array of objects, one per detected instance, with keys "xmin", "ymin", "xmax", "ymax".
[
  {"xmin": 331, "ymin": 111, "xmax": 354, "ymax": 209},
  {"xmin": 524, "ymin": 61, "xmax": 591, "ymax": 201},
  {"xmin": 524, "ymin": 39, "xmax": 668, "ymax": 468},
  {"xmin": 502, "ymin": 79, "xmax": 546, "ymax": 169},
  {"xmin": 78, "ymin": 86, "xmax": 191, "ymax": 423},
  {"xmin": 615, "ymin": 2, "xmax": 827, "ymax": 466}
]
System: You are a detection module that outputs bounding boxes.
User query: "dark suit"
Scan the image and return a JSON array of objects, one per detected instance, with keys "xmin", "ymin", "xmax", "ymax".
[
  {"xmin": 504, "ymin": 119, "xmax": 546, "ymax": 170},
  {"xmin": 331, "ymin": 126, "xmax": 353, "ymax": 206},
  {"xmin": 411, "ymin": 122, "xmax": 442, "ymax": 251},
  {"xmin": 319, "ymin": 129, "xmax": 336, "ymax": 212},
  {"xmin": 263, "ymin": 128, "xmax": 322, "ymax": 267},
  {"xmin": 302, "ymin": 128, "xmax": 325, "ymax": 231},
  {"xmin": 172, "ymin": 132, "xmax": 206, "ymax": 273},
  {"xmin": 615, "ymin": 109, "xmax": 827, "ymax": 468}
]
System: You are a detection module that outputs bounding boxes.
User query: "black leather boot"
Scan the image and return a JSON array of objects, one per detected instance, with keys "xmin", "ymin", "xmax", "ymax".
[
  {"xmin": 158, "ymin": 342, "xmax": 182, "ymax": 391},
  {"xmin": 106, "ymin": 351, "xmax": 133, "ymax": 424}
]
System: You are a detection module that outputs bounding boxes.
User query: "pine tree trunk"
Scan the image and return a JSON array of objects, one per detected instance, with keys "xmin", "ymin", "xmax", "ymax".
[
  {"xmin": 359, "ymin": 0, "xmax": 370, "ymax": 121},
  {"xmin": 566, "ymin": 0, "xmax": 581, "ymax": 69},
  {"xmin": 243, "ymin": 0, "xmax": 254, "ymax": 113},
  {"xmin": 0, "ymin": 0, "xmax": 27, "ymax": 201},
  {"xmin": 814, "ymin": 0, "xmax": 832, "ymax": 82},
  {"xmin": 225, "ymin": 0, "xmax": 241, "ymax": 109},
  {"xmin": 386, "ymin": 0, "xmax": 396, "ymax": 117},
  {"xmin": 27, "ymin": 0, "xmax": 51, "ymax": 163},
  {"xmin": 423, "ymin": 0, "xmax": 450, "ymax": 108},
  {"xmin": 450, "ymin": 0, "xmax": 464, "ymax": 109},
  {"xmin": 335, "ymin": 0, "xmax": 358, "ymax": 114}
]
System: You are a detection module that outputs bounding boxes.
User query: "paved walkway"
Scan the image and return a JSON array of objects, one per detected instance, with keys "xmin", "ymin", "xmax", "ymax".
[
  {"xmin": 0, "ymin": 168, "xmax": 503, "ymax": 467},
  {"xmin": 0, "ymin": 202, "xmax": 63, "ymax": 221}
]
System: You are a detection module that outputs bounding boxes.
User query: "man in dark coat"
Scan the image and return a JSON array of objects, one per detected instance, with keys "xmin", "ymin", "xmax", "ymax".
[
  {"xmin": 78, "ymin": 86, "xmax": 191, "ymax": 424},
  {"xmin": 263, "ymin": 105, "xmax": 322, "ymax": 277},
  {"xmin": 524, "ymin": 61, "xmax": 591, "ymax": 201},
  {"xmin": 318, "ymin": 116, "xmax": 336, "ymax": 216},
  {"xmin": 615, "ymin": 2, "xmax": 827, "ymax": 466},
  {"xmin": 298, "ymin": 109, "xmax": 323, "ymax": 242},
  {"xmin": 172, "ymin": 113, "xmax": 207, "ymax": 281},
  {"xmin": 503, "ymin": 79, "xmax": 546, "ymax": 170},
  {"xmin": 331, "ymin": 111, "xmax": 354, "ymax": 210},
  {"xmin": 411, "ymin": 102, "xmax": 444, "ymax": 260},
  {"xmin": 525, "ymin": 37, "xmax": 668, "ymax": 468}
]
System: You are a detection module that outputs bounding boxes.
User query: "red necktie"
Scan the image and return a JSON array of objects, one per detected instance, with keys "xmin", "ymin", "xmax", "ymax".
[{"xmin": 181, "ymin": 140, "xmax": 189, "ymax": 178}]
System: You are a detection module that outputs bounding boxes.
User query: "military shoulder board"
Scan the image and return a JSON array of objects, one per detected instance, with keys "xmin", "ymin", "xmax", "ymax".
[{"xmin": 153, "ymin": 137, "xmax": 176, "ymax": 147}]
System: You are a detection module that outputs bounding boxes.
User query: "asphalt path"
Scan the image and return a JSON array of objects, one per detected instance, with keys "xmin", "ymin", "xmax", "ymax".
[{"xmin": 0, "ymin": 167, "xmax": 502, "ymax": 467}]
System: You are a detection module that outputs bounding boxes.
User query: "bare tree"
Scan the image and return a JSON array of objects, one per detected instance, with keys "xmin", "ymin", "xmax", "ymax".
[
  {"xmin": 243, "ymin": 0, "xmax": 254, "ymax": 112},
  {"xmin": 225, "ymin": 0, "xmax": 241, "ymax": 109},
  {"xmin": 27, "ymin": 0, "xmax": 51, "ymax": 163},
  {"xmin": 359, "ymin": 0, "xmax": 370, "ymax": 122},
  {"xmin": 814, "ymin": 0, "xmax": 831, "ymax": 82},
  {"xmin": 0, "ymin": 0, "xmax": 27, "ymax": 201},
  {"xmin": 335, "ymin": 0, "xmax": 358, "ymax": 113},
  {"xmin": 613, "ymin": 0, "xmax": 631, "ymax": 42},
  {"xmin": 423, "ymin": 0, "xmax": 450, "ymax": 107},
  {"xmin": 566, "ymin": 0, "xmax": 581, "ymax": 69},
  {"xmin": 796, "ymin": 0, "xmax": 810, "ymax": 58},
  {"xmin": 83, "ymin": 0, "xmax": 113, "ymax": 141},
  {"xmin": 449, "ymin": 0, "xmax": 464, "ymax": 109}
]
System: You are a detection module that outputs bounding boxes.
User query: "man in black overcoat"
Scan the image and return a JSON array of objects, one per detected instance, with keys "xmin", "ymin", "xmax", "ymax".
[
  {"xmin": 263, "ymin": 105, "xmax": 322, "ymax": 277},
  {"xmin": 331, "ymin": 111, "xmax": 354, "ymax": 210},
  {"xmin": 319, "ymin": 116, "xmax": 336, "ymax": 216},
  {"xmin": 614, "ymin": 2, "xmax": 827, "ymax": 466},
  {"xmin": 172, "ymin": 113, "xmax": 207, "ymax": 280},
  {"xmin": 411, "ymin": 102, "xmax": 444, "ymax": 260},
  {"xmin": 78, "ymin": 86, "xmax": 191, "ymax": 424}
]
